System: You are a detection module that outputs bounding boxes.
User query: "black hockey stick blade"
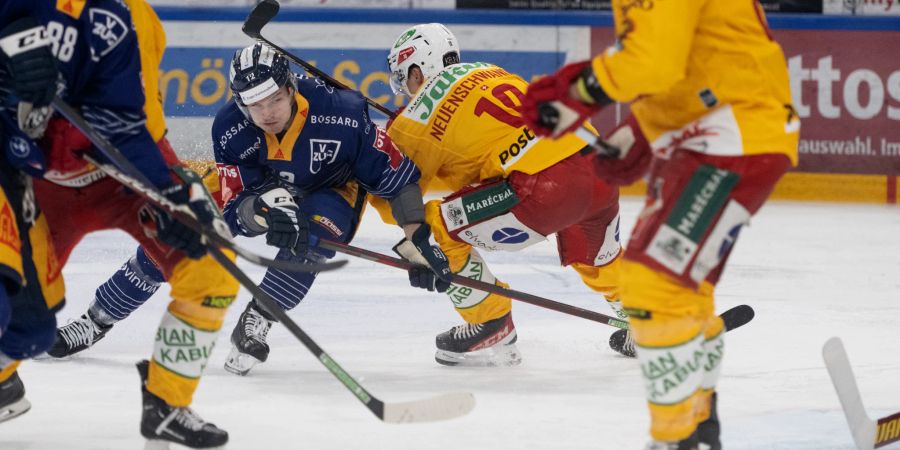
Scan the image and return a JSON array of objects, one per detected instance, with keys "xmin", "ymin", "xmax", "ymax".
[
  {"xmin": 242, "ymin": 0, "xmax": 279, "ymax": 39},
  {"xmin": 50, "ymin": 98, "xmax": 344, "ymax": 274},
  {"xmin": 722, "ymin": 304, "xmax": 755, "ymax": 331}
]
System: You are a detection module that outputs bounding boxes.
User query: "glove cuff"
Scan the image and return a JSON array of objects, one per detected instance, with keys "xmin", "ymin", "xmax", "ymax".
[{"xmin": 575, "ymin": 65, "xmax": 613, "ymax": 107}]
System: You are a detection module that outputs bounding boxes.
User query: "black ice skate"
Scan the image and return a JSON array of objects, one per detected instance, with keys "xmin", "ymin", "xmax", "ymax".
[
  {"xmin": 0, "ymin": 371, "xmax": 30, "ymax": 423},
  {"xmin": 696, "ymin": 393, "xmax": 721, "ymax": 450},
  {"xmin": 46, "ymin": 311, "xmax": 113, "ymax": 358},
  {"xmin": 224, "ymin": 300, "xmax": 274, "ymax": 376},
  {"xmin": 609, "ymin": 328, "xmax": 636, "ymax": 358},
  {"xmin": 434, "ymin": 312, "xmax": 521, "ymax": 367},
  {"xmin": 137, "ymin": 360, "xmax": 228, "ymax": 449}
]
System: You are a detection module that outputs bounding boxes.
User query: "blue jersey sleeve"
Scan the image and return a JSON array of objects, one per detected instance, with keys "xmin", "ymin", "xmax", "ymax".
[
  {"xmin": 351, "ymin": 106, "xmax": 420, "ymax": 199},
  {"xmin": 212, "ymin": 103, "xmax": 269, "ymax": 235},
  {"xmin": 77, "ymin": 2, "xmax": 170, "ymax": 188}
]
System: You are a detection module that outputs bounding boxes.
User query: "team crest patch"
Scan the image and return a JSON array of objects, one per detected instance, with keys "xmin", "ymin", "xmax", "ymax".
[
  {"xmin": 88, "ymin": 8, "xmax": 129, "ymax": 60},
  {"xmin": 309, "ymin": 139, "xmax": 341, "ymax": 174}
]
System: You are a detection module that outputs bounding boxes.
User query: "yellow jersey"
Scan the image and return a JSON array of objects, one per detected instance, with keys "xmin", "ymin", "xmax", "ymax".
[
  {"xmin": 125, "ymin": 0, "xmax": 168, "ymax": 142},
  {"xmin": 388, "ymin": 62, "xmax": 593, "ymax": 193},
  {"xmin": 591, "ymin": 0, "xmax": 799, "ymax": 163}
]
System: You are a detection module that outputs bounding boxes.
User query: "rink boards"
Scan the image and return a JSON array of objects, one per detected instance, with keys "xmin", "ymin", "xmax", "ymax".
[{"xmin": 155, "ymin": 8, "xmax": 900, "ymax": 203}]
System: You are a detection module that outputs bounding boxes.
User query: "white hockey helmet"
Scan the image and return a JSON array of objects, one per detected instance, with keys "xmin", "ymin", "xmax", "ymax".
[{"xmin": 387, "ymin": 23, "xmax": 460, "ymax": 96}]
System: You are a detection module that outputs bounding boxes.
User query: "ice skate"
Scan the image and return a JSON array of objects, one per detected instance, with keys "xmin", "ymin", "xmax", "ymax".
[
  {"xmin": 434, "ymin": 312, "xmax": 521, "ymax": 367},
  {"xmin": 224, "ymin": 300, "xmax": 274, "ymax": 376},
  {"xmin": 46, "ymin": 311, "xmax": 113, "ymax": 358},
  {"xmin": 0, "ymin": 372, "xmax": 30, "ymax": 423},
  {"xmin": 137, "ymin": 360, "xmax": 227, "ymax": 449},
  {"xmin": 696, "ymin": 393, "xmax": 721, "ymax": 450}
]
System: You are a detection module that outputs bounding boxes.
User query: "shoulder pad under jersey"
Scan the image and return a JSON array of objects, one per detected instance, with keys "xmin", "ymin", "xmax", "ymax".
[{"xmin": 212, "ymin": 101, "xmax": 261, "ymax": 163}]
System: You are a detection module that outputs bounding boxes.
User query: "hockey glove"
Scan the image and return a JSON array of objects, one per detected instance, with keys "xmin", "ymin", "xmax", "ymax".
[
  {"xmin": 145, "ymin": 167, "xmax": 225, "ymax": 259},
  {"xmin": 0, "ymin": 17, "xmax": 58, "ymax": 138},
  {"xmin": 593, "ymin": 115, "xmax": 653, "ymax": 186},
  {"xmin": 253, "ymin": 188, "xmax": 309, "ymax": 255},
  {"xmin": 519, "ymin": 61, "xmax": 612, "ymax": 138},
  {"xmin": 393, "ymin": 223, "xmax": 452, "ymax": 293}
]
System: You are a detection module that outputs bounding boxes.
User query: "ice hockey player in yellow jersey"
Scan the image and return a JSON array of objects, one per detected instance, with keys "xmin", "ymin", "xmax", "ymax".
[
  {"xmin": 386, "ymin": 23, "xmax": 626, "ymax": 366},
  {"xmin": 519, "ymin": 1, "xmax": 800, "ymax": 448}
]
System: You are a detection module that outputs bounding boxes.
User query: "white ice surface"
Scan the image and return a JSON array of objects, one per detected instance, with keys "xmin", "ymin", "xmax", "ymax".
[{"xmin": 2, "ymin": 199, "xmax": 899, "ymax": 449}]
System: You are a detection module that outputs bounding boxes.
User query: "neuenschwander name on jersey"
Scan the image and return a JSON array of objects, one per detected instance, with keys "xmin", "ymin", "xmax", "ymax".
[{"xmin": 405, "ymin": 63, "xmax": 512, "ymax": 140}]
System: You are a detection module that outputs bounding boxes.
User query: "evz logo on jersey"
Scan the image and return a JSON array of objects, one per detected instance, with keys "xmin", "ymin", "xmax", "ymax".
[
  {"xmin": 309, "ymin": 140, "xmax": 341, "ymax": 174},
  {"xmin": 88, "ymin": 8, "xmax": 128, "ymax": 60}
]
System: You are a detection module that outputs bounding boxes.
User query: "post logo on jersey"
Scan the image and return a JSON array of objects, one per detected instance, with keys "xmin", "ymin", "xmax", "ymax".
[{"xmin": 309, "ymin": 139, "xmax": 341, "ymax": 174}]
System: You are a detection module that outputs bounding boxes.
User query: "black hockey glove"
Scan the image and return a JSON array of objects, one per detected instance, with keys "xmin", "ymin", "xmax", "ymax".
[
  {"xmin": 0, "ymin": 17, "xmax": 58, "ymax": 138},
  {"xmin": 144, "ymin": 167, "xmax": 225, "ymax": 259},
  {"xmin": 253, "ymin": 187, "xmax": 309, "ymax": 255},
  {"xmin": 393, "ymin": 223, "xmax": 452, "ymax": 293}
]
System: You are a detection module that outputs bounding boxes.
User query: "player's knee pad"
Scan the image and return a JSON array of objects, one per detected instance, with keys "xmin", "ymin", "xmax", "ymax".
[
  {"xmin": 445, "ymin": 252, "xmax": 511, "ymax": 323},
  {"xmin": 167, "ymin": 251, "xmax": 239, "ymax": 330},
  {"xmin": 148, "ymin": 309, "xmax": 219, "ymax": 407},
  {"xmin": 621, "ymin": 260, "xmax": 715, "ymax": 318},
  {"xmin": 571, "ymin": 257, "xmax": 622, "ymax": 302}
]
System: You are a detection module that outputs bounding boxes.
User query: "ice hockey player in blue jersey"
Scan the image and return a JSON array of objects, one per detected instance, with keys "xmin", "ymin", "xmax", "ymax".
[
  {"xmin": 45, "ymin": 43, "xmax": 453, "ymax": 377},
  {"xmin": 218, "ymin": 43, "xmax": 451, "ymax": 375}
]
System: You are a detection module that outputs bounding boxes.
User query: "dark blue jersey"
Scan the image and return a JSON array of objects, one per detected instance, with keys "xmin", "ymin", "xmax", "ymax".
[
  {"xmin": 0, "ymin": 0, "xmax": 170, "ymax": 187},
  {"xmin": 214, "ymin": 76, "xmax": 420, "ymax": 236}
]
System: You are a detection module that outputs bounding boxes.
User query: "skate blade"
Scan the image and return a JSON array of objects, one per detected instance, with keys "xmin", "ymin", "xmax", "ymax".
[
  {"xmin": 0, "ymin": 397, "xmax": 31, "ymax": 424},
  {"xmin": 224, "ymin": 347, "xmax": 262, "ymax": 376},
  {"xmin": 435, "ymin": 343, "xmax": 522, "ymax": 367},
  {"xmin": 144, "ymin": 439, "xmax": 226, "ymax": 450}
]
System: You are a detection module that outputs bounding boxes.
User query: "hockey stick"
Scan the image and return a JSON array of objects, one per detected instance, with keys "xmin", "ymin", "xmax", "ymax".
[
  {"xmin": 242, "ymin": 0, "xmax": 396, "ymax": 119},
  {"xmin": 51, "ymin": 98, "xmax": 474, "ymax": 424},
  {"xmin": 823, "ymin": 337, "xmax": 900, "ymax": 449},
  {"xmin": 313, "ymin": 237, "xmax": 756, "ymax": 332},
  {"xmin": 50, "ymin": 99, "xmax": 342, "ymax": 274},
  {"xmin": 241, "ymin": 1, "xmax": 758, "ymax": 333}
]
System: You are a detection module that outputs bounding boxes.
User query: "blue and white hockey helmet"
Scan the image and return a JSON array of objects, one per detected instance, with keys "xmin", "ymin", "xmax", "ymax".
[
  {"xmin": 387, "ymin": 23, "xmax": 460, "ymax": 97},
  {"xmin": 229, "ymin": 43, "xmax": 296, "ymax": 112}
]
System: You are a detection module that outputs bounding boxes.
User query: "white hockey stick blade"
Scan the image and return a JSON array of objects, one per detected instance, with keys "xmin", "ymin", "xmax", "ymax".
[
  {"xmin": 381, "ymin": 392, "xmax": 476, "ymax": 424},
  {"xmin": 823, "ymin": 336, "xmax": 877, "ymax": 450}
]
